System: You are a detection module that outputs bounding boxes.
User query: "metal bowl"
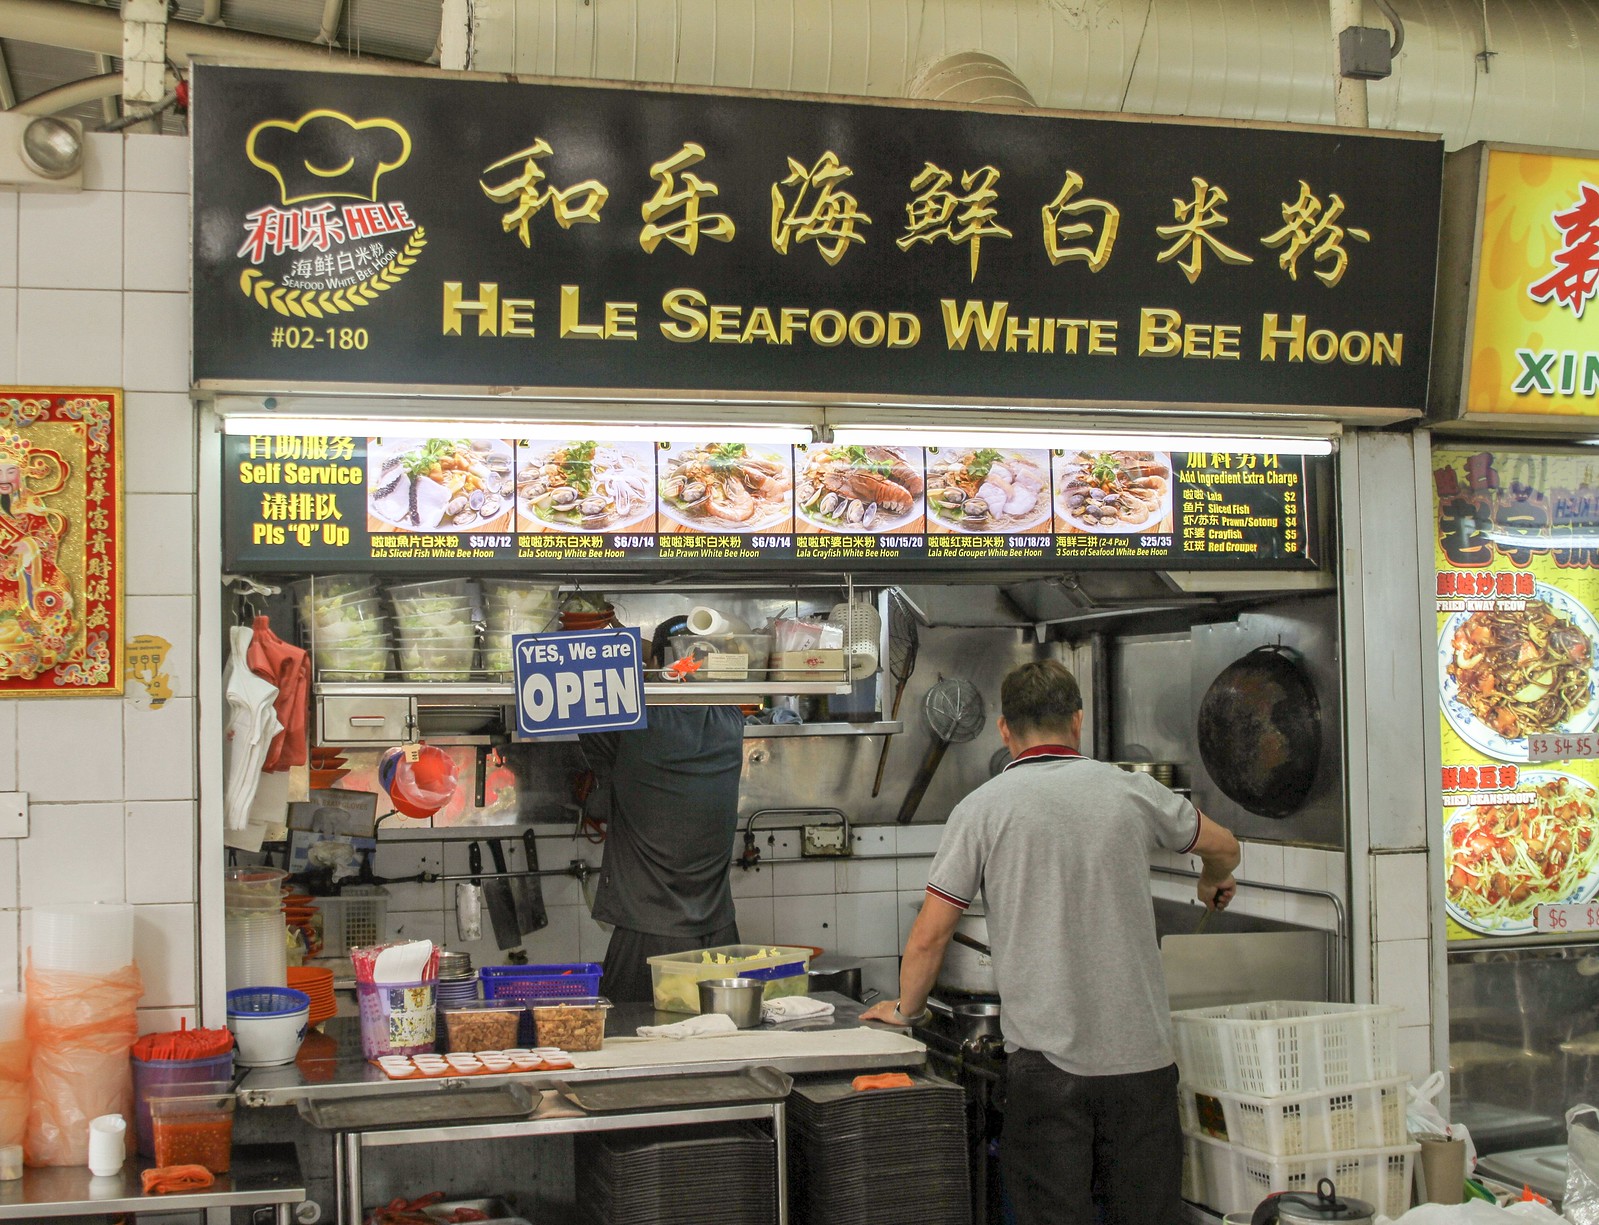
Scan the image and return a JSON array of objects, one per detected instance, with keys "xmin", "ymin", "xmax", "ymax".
[{"xmin": 698, "ymin": 977, "xmax": 765, "ymax": 1028}]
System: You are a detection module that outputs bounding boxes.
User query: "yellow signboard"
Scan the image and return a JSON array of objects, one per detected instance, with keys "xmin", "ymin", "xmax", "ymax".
[{"xmin": 1462, "ymin": 147, "xmax": 1599, "ymax": 417}]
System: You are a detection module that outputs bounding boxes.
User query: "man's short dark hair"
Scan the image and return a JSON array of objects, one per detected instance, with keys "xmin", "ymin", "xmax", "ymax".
[{"xmin": 1001, "ymin": 660, "xmax": 1084, "ymax": 737}]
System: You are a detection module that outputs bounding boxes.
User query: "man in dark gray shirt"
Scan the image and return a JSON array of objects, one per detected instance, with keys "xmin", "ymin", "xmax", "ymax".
[
  {"xmin": 581, "ymin": 694, "xmax": 745, "ymax": 1003},
  {"xmin": 865, "ymin": 659, "xmax": 1240, "ymax": 1225}
]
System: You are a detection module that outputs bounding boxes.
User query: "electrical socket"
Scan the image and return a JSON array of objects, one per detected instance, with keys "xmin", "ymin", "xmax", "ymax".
[
  {"xmin": 0, "ymin": 793, "xmax": 26, "ymax": 839},
  {"xmin": 801, "ymin": 823, "xmax": 850, "ymax": 857}
]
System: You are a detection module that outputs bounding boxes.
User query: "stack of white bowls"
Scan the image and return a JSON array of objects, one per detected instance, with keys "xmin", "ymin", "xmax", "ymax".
[
  {"xmin": 293, "ymin": 573, "xmax": 392, "ymax": 680},
  {"xmin": 388, "ymin": 578, "xmax": 479, "ymax": 681},
  {"xmin": 31, "ymin": 904, "xmax": 134, "ymax": 975},
  {"xmin": 481, "ymin": 579, "xmax": 560, "ymax": 674}
]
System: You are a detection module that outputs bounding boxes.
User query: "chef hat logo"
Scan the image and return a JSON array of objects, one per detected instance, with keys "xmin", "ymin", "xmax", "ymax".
[{"xmin": 245, "ymin": 109, "xmax": 412, "ymax": 205}]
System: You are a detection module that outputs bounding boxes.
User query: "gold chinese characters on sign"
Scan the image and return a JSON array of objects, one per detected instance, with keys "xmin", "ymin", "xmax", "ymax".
[
  {"xmin": 0, "ymin": 389, "xmax": 123, "ymax": 697},
  {"xmin": 467, "ymin": 133, "xmax": 1370, "ymax": 287}
]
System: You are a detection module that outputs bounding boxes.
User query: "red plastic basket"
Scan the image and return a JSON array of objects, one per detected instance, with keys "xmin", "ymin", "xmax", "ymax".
[{"xmin": 480, "ymin": 963, "xmax": 603, "ymax": 1003}]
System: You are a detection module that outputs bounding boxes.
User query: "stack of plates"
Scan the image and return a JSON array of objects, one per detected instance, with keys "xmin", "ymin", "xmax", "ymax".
[
  {"xmin": 576, "ymin": 1123, "xmax": 775, "ymax": 1225},
  {"xmin": 287, "ymin": 966, "xmax": 337, "ymax": 1026},
  {"xmin": 787, "ymin": 1076, "xmax": 970, "ymax": 1225}
]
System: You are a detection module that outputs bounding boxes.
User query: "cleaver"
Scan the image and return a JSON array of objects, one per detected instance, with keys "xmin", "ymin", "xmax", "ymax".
[{"xmin": 513, "ymin": 828, "xmax": 548, "ymax": 935}]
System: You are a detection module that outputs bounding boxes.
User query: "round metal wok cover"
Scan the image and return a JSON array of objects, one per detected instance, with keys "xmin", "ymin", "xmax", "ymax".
[{"xmin": 1197, "ymin": 645, "xmax": 1321, "ymax": 818}]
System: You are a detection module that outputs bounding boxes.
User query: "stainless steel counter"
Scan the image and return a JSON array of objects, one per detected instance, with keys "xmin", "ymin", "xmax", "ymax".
[
  {"xmin": 0, "ymin": 1142, "xmax": 304, "ymax": 1220},
  {"xmin": 238, "ymin": 994, "xmax": 924, "ymax": 1107}
]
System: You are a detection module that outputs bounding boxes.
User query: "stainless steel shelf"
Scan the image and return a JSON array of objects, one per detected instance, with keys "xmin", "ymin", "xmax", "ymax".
[
  {"xmin": 314, "ymin": 678, "xmax": 852, "ymax": 701},
  {"xmin": 744, "ymin": 720, "xmax": 902, "ymax": 738}
]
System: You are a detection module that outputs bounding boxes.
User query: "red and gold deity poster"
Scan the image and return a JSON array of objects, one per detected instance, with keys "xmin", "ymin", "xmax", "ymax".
[{"xmin": 0, "ymin": 389, "xmax": 122, "ymax": 696}]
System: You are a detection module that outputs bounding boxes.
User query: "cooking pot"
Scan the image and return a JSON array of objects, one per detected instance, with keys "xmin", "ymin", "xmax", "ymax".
[
  {"xmin": 1250, "ymin": 1180, "xmax": 1375, "ymax": 1225},
  {"xmin": 926, "ymin": 997, "xmax": 1002, "ymax": 1046},
  {"xmin": 926, "ymin": 902, "xmax": 995, "ymax": 995},
  {"xmin": 1197, "ymin": 644, "xmax": 1322, "ymax": 819}
]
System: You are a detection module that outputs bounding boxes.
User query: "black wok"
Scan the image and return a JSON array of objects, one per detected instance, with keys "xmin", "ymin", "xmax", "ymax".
[{"xmin": 1197, "ymin": 645, "xmax": 1321, "ymax": 818}]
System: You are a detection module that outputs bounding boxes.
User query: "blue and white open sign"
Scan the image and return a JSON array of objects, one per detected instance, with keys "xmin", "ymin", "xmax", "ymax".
[{"xmin": 511, "ymin": 627, "xmax": 648, "ymax": 739}]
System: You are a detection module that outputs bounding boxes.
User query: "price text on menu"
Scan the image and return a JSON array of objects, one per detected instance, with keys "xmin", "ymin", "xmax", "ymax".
[{"xmin": 223, "ymin": 434, "xmax": 1323, "ymax": 572}]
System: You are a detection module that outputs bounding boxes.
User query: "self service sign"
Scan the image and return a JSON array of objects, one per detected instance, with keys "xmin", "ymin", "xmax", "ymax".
[{"xmin": 512, "ymin": 627, "xmax": 647, "ymax": 739}]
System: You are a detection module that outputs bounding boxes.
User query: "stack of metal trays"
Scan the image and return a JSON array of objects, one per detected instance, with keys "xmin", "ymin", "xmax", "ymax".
[
  {"xmin": 576, "ymin": 1122, "xmax": 775, "ymax": 1225},
  {"xmin": 787, "ymin": 1075, "xmax": 971, "ymax": 1225}
]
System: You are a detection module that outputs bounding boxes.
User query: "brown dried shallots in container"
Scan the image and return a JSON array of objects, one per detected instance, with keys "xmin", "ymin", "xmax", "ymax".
[
  {"xmin": 441, "ymin": 1002, "xmax": 525, "ymax": 1053},
  {"xmin": 530, "ymin": 997, "xmax": 612, "ymax": 1052}
]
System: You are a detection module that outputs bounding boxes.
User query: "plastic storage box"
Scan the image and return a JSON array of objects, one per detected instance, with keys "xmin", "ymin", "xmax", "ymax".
[
  {"xmin": 1178, "ymin": 1076, "xmax": 1410, "ymax": 1156},
  {"xmin": 664, "ymin": 634, "xmax": 773, "ymax": 681},
  {"xmin": 481, "ymin": 963, "xmax": 603, "ymax": 1003},
  {"xmin": 442, "ymin": 1002, "xmax": 526, "ymax": 1053},
  {"xmin": 131, "ymin": 1052, "xmax": 234, "ymax": 1159},
  {"xmin": 148, "ymin": 1084, "xmax": 236, "ymax": 1174},
  {"xmin": 313, "ymin": 887, "xmax": 389, "ymax": 959},
  {"xmin": 529, "ymin": 997, "xmax": 612, "ymax": 1051},
  {"xmin": 1181, "ymin": 1130, "xmax": 1418, "ymax": 1219},
  {"xmin": 648, "ymin": 945, "xmax": 813, "ymax": 1014},
  {"xmin": 1171, "ymin": 1001, "xmax": 1400, "ymax": 1097}
]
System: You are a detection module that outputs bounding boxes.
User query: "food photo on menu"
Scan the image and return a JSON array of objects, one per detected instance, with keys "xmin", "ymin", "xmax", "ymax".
[
  {"xmin": 1054, "ymin": 449, "xmax": 1174, "ymax": 534},
  {"xmin": 1439, "ymin": 583, "xmax": 1599, "ymax": 761},
  {"xmin": 515, "ymin": 440, "xmax": 656, "ymax": 534},
  {"xmin": 366, "ymin": 437, "xmax": 516, "ymax": 533},
  {"xmin": 924, "ymin": 446, "xmax": 1051, "ymax": 535},
  {"xmin": 1444, "ymin": 769, "xmax": 1599, "ymax": 936},
  {"xmin": 794, "ymin": 443, "xmax": 925, "ymax": 534},
  {"xmin": 656, "ymin": 441, "xmax": 794, "ymax": 535}
]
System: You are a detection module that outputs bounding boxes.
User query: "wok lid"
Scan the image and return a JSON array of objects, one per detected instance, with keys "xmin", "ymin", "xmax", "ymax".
[{"xmin": 1197, "ymin": 645, "xmax": 1321, "ymax": 819}]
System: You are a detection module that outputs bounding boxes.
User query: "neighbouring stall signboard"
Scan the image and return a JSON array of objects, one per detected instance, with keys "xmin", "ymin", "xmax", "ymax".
[
  {"xmin": 1433, "ymin": 446, "xmax": 1599, "ymax": 940},
  {"xmin": 1431, "ymin": 144, "xmax": 1599, "ymax": 422},
  {"xmin": 222, "ymin": 432, "xmax": 1322, "ymax": 572},
  {"xmin": 192, "ymin": 64, "xmax": 1442, "ymax": 416},
  {"xmin": 0, "ymin": 388, "xmax": 123, "ymax": 697}
]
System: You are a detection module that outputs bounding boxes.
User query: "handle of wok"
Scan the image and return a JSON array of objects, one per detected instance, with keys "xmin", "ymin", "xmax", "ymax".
[
  {"xmin": 951, "ymin": 929, "xmax": 991, "ymax": 957},
  {"xmin": 869, "ymin": 675, "xmax": 912, "ymax": 798},
  {"xmin": 896, "ymin": 736, "xmax": 951, "ymax": 825}
]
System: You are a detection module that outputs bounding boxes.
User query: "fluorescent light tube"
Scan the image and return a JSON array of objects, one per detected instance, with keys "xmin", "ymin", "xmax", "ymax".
[
  {"xmin": 827, "ymin": 425, "xmax": 1334, "ymax": 456},
  {"xmin": 220, "ymin": 416, "xmax": 816, "ymax": 445}
]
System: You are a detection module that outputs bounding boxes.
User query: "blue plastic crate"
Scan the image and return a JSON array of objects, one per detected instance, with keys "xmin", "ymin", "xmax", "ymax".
[{"xmin": 481, "ymin": 963, "xmax": 603, "ymax": 1003}]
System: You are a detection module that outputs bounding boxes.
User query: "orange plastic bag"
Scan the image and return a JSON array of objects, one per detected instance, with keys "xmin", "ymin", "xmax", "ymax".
[
  {"xmin": 24, "ymin": 961, "xmax": 142, "ymax": 1166},
  {"xmin": 0, "ymin": 1037, "xmax": 28, "ymax": 1149}
]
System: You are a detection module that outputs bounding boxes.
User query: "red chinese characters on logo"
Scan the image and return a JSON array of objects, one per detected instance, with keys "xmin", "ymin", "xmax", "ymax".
[
  {"xmin": 1443, "ymin": 765, "xmax": 1519, "ymax": 792},
  {"xmin": 1436, "ymin": 570, "xmax": 1534, "ymax": 597},
  {"xmin": 1528, "ymin": 183, "xmax": 1599, "ymax": 318},
  {"xmin": 237, "ymin": 202, "xmax": 346, "ymax": 265}
]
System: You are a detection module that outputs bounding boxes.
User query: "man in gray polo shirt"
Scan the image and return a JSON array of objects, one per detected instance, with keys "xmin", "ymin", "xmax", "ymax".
[{"xmin": 864, "ymin": 659, "xmax": 1240, "ymax": 1225}]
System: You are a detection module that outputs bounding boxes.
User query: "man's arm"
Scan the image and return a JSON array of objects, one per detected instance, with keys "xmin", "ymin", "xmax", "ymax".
[
  {"xmin": 861, "ymin": 894, "xmax": 963, "ymax": 1026},
  {"xmin": 1191, "ymin": 812, "xmax": 1240, "ymax": 911}
]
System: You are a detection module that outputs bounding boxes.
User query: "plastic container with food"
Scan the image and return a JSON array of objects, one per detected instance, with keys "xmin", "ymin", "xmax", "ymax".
[
  {"xmin": 148, "ymin": 1084, "xmax": 236, "ymax": 1174},
  {"xmin": 387, "ymin": 577, "xmax": 477, "ymax": 601},
  {"xmin": 647, "ymin": 945, "xmax": 813, "ymax": 1014},
  {"xmin": 397, "ymin": 644, "xmax": 478, "ymax": 681},
  {"xmin": 663, "ymin": 634, "xmax": 773, "ymax": 682},
  {"xmin": 441, "ymin": 1002, "xmax": 526, "ymax": 1053},
  {"xmin": 311, "ymin": 646, "xmax": 392, "ymax": 681},
  {"xmin": 529, "ymin": 997, "xmax": 612, "ymax": 1052}
]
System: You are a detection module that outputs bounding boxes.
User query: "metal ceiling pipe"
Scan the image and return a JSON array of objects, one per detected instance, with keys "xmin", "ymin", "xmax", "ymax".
[
  {"xmin": 9, "ymin": 72, "xmax": 122, "ymax": 115},
  {"xmin": 315, "ymin": 0, "xmax": 345, "ymax": 47},
  {"xmin": 905, "ymin": 51, "xmax": 1035, "ymax": 108},
  {"xmin": 202, "ymin": 0, "xmax": 224, "ymax": 26},
  {"xmin": 0, "ymin": 0, "xmax": 410, "ymax": 68}
]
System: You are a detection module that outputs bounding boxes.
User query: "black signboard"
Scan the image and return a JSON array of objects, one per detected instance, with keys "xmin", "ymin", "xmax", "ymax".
[
  {"xmin": 222, "ymin": 432, "xmax": 1321, "ymax": 573},
  {"xmin": 192, "ymin": 65, "xmax": 1442, "ymax": 415}
]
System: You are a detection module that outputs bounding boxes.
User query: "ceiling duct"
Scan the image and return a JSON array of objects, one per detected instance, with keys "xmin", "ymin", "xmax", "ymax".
[{"xmin": 905, "ymin": 51, "xmax": 1035, "ymax": 108}]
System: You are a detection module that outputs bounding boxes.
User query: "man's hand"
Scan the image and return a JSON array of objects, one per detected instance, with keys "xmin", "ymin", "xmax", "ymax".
[
  {"xmin": 1199, "ymin": 874, "xmax": 1236, "ymax": 912},
  {"xmin": 862, "ymin": 999, "xmax": 914, "ymax": 1027}
]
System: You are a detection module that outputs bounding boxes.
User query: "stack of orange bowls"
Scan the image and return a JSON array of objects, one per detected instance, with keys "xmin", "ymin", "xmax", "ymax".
[
  {"xmin": 287, "ymin": 966, "xmax": 337, "ymax": 1026},
  {"xmin": 310, "ymin": 747, "xmax": 349, "ymax": 790}
]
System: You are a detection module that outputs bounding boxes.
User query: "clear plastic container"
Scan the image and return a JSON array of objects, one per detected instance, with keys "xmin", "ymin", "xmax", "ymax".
[
  {"xmin": 441, "ymin": 1002, "xmax": 526, "ymax": 1053},
  {"xmin": 308, "ymin": 596, "xmax": 388, "ymax": 626},
  {"xmin": 398, "ymin": 644, "xmax": 477, "ymax": 681},
  {"xmin": 664, "ymin": 634, "xmax": 774, "ymax": 682},
  {"xmin": 387, "ymin": 578, "xmax": 477, "ymax": 601},
  {"xmin": 529, "ymin": 997, "xmax": 612, "ymax": 1051},
  {"xmin": 132, "ymin": 1055, "xmax": 234, "ymax": 1159},
  {"xmin": 311, "ymin": 645, "xmax": 392, "ymax": 681},
  {"xmin": 647, "ymin": 945, "xmax": 812, "ymax": 1014},
  {"xmin": 148, "ymin": 1084, "xmax": 236, "ymax": 1173}
]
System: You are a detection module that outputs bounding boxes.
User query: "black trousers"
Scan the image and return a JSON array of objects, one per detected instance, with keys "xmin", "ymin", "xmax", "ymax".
[
  {"xmin": 598, "ymin": 921, "xmax": 740, "ymax": 1004},
  {"xmin": 1001, "ymin": 1049, "xmax": 1183, "ymax": 1225}
]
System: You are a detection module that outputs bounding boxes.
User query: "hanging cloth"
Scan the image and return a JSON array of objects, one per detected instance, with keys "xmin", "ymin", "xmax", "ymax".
[
  {"xmin": 223, "ymin": 624, "xmax": 281, "ymax": 831},
  {"xmin": 246, "ymin": 615, "xmax": 309, "ymax": 771}
]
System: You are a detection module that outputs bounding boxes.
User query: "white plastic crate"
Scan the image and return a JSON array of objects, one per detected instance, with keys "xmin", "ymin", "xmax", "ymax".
[
  {"xmin": 1172, "ymin": 1001, "xmax": 1401, "ymax": 1097},
  {"xmin": 1178, "ymin": 1076, "xmax": 1409, "ymax": 1156},
  {"xmin": 313, "ymin": 886, "xmax": 389, "ymax": 958},
  {"xmin": 1182, "ymin": 1130, "xmax": 1417, "ymax": 1219}
]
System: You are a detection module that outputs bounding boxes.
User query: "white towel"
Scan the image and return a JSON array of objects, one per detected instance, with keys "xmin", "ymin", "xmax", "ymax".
[
  {"xmin": 636, "ymin": 1013, "xmax": 740, "ymax": 1040},
  {"xmin": 762, "ymin": 997, "xmax": 836, "ymax": 1024}
]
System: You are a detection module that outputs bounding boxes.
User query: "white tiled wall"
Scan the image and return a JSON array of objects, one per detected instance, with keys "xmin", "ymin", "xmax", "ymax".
[
  {"xmin": 0, "ymin": 134, "xmax": 199, "ymax": 1031},
  {"xmin": 1370, "ymin": 851, "xmax": 1435, "ymax": 1081}
]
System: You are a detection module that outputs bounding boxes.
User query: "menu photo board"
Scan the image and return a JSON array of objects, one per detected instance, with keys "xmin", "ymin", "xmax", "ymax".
[
  {"xmin": 225, "ymin": 430, "xmax": 1324, "ymax": 573},
  {"xmin": 1434, "ymin": 446, "xmax": 1599, "ymax": 941}
]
